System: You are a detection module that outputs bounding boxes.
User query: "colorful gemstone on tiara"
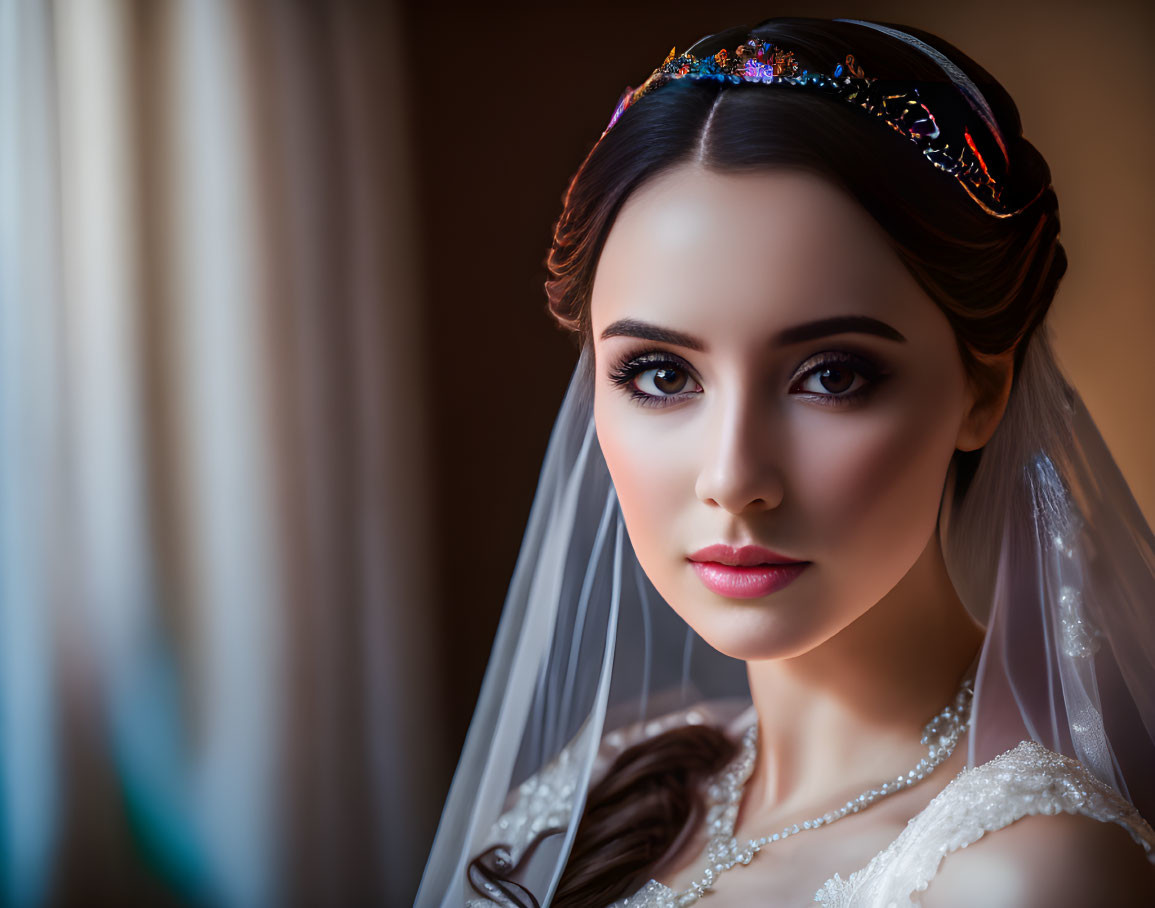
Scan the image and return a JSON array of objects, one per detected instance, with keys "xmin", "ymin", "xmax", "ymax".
[{"xmin": 596, "ymin": 37, "xmax": 1027, "ymax": 218}]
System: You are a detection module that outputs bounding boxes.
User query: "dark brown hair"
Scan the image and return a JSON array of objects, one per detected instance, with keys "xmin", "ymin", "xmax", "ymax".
[
  {"xmin": 543, "ymin": 16, "xmax": 1066, "ymax": 906},
  {"xmin": 553, "ymin": 725, "xmax": 738, "ymax": 906}
]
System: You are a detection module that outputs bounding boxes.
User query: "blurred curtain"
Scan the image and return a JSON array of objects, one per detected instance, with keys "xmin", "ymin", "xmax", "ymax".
[{"xmin": 0, "ymin": 0, "xmax": 437, "ymax": 905}]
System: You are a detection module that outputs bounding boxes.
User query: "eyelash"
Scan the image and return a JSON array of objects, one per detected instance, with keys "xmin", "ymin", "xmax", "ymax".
[{"xmin": 606, "ymin": 348, "xmax": 886, "ymax": 409}]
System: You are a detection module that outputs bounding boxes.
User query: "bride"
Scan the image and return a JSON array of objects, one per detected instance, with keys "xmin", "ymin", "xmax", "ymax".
[{"xmin": 418, "ymin": 16, "xmax": 1155, "ymax": 907}]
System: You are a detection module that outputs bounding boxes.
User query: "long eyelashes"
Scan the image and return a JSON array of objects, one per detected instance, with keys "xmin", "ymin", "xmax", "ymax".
[
  {"xmin": 606, "ymin": 348, "xmax": 887, "ymax": 409},
  {"xmin": 788, "ymin": 350, "xmax": 885, "ymax": 406},
  {"xmin": 607, "ymin": 351, "xmax": 703, "ymax": 408}
]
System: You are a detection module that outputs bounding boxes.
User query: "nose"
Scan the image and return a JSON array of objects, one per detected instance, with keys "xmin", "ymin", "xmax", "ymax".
[{"xmin": 694, "ymin": 386, "xmax": 785, "ymax": 515}]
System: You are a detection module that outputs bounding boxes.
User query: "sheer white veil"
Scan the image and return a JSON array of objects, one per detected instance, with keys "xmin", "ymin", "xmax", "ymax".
[
  {"xmin": 417, "ymin": 346, "xmax": 749, "ymax": 907},
  {"xmin": 416, "ymin": 324, "xmax": 1155, "ymax": 906},
  {"xmin": 944, "ymin": 326, "xmax": 1155, "ymax": 813}
]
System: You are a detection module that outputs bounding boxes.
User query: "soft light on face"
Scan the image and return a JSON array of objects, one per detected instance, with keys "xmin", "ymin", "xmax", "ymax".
[{"xmin": 590, "ymin": 164, "xmax": 974, "ymax": 662}]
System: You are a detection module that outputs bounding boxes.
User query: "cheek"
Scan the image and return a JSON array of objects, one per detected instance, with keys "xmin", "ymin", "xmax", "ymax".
[
  {"xmin": 791, "ymin": 387, "xmax": 962, "ymax": 585},
  {"xmin": 597, "ymin": 407, "xmax": 725, "ymax": 649},
  {"xmin": 594, "ymin": 401, "xmax": 694, "ymax": 569}
]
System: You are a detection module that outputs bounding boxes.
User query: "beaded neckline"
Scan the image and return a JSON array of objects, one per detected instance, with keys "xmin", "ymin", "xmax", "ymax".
[{"xmin": 663, "ymin": 678, "xmax": 974, "ymax": 906}]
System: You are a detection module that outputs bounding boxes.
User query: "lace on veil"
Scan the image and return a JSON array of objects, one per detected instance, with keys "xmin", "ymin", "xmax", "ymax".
[
  {"xmin": 417, "ymin": 330, "xmax": 1155, "ymax": 906},
  {"xmin": 945, "ymin": 327, "xmax": 1155, "ymax": 816}
]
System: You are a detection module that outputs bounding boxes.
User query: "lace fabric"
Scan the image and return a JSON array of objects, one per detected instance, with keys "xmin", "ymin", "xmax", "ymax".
[
  {"xmin": 812, "ymin": 740, "xmax": 1155, "ymax": 906},
  {"xmin": 605, "ymin": 733, "xmax": 1155, "ymax": 907}
]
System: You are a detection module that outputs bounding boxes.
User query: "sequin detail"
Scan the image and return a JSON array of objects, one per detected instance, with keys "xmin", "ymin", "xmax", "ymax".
[
  {"xmin": 485, "ymin": 745, "xmax": 579, "ymax": 867},
  {"xmin": 812, "ymin": 740, "xmax": 1155, "ymax": 906},
  {"xmin": 596, "ymin": 36, "xmax": 1039, "ymax": 218}
]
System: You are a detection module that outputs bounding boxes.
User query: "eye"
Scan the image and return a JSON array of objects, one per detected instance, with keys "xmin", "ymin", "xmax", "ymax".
[
  {"xmin": 636, "ymin": 365, "xmax": 699, "ymax": 396},
  {"xmin": 790, "ymin": 352, "xmax": 883, "ymax": 405},
  {"xmin": 607, "ymin": 352, "xmax": 703, "ymax": 407}
]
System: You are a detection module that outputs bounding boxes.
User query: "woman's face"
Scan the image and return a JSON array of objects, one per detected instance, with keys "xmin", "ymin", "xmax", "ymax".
[{"xmin": 591, "ymin": 164, "xmax": 978, "ymax": 662}]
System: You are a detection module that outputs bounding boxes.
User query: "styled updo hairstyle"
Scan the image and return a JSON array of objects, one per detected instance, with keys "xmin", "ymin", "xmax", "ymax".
[{"xmin": 545, "ymin": 16, "xmax": 1067, "ymax": 908}]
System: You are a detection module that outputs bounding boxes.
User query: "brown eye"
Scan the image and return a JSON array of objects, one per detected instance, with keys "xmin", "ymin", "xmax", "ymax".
[
  {"xmin": 632, "ymin": 365, "xmax": 701, "ymax": 399},
  {"xmin": 791, "ymin": 352, "xmax": 880, "ymax": 402},
  {"xmin": 797, "ymin": 365, "xmax": 863, "ymax": 397},
  {"xmin": 607, "ymin": 353, "xmax": 704, "ymax": 407},
  {"xmin": 651, "ymin": 367, "xmax": 687, "ymax": 394},
  {"xmin": 818, "ymin": 367, "xmax": 854, "ymax": 394}
]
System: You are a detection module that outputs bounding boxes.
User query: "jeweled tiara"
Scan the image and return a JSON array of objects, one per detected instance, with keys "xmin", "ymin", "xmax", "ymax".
[{"xmin": 599, "ymin": 37, "xmax": 1040, "ymax": 218}]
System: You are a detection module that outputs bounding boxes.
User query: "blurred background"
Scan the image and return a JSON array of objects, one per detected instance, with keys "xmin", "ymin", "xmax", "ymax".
[{"xmin": 1, "ymin": 0, "xmax": 1151, "ymax": 906}]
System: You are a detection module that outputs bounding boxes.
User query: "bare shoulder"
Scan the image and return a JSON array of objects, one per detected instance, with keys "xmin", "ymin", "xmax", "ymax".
[{"xmin": 921, "ymin": 811, "xmax": 1155, "ymax": 908}]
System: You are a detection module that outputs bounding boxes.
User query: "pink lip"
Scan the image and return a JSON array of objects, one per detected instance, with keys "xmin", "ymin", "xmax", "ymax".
[
  {"xmin": 689, "ymin": 544, "xmax": 803, "ymax": 567},
  {"xmin": 687, "ymin": 544, "xmax": 809, "ymax": 599}
]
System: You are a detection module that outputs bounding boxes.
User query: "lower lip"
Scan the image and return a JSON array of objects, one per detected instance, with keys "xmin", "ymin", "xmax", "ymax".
[{"xmin": 689, "ymin": 561, "xmax": 809, "ymax": 599}]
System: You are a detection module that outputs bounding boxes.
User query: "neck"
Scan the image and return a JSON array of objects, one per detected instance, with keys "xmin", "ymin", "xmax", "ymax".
[{"xmin": 742, "ymin": 528, "xmax": 984, "ymax": 818}]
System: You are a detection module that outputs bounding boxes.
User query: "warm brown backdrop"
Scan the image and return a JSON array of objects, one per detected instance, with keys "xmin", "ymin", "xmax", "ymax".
[{"xmin": 402, "ymin": 0, "xmax": 1155, "ymax": 902}]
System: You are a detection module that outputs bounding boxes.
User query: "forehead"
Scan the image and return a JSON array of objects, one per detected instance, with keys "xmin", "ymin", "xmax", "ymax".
[{"xmin": 590, "ymin": 164, "xmax": 936, "ymax": 345}]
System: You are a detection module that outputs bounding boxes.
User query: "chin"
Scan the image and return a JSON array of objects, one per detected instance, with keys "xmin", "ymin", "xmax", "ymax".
[
  {"xmin": 698, "ymin": 623, "xmax": 830, "ymax": 662},
  {"xmin": 667, "ymin": 585, "xmax": 837, "ymax": 663}
]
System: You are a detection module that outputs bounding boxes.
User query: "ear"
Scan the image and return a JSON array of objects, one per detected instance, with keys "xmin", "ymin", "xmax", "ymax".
[{"xmin": 955, "ymin": 348, "xmax": 1015, "ymax": 452}]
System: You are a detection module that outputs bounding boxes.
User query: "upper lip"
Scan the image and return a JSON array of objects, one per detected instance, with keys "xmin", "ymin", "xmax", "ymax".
[{"xmin": 688, "ymin": 544, "xmax": 805, "ymax": 566}]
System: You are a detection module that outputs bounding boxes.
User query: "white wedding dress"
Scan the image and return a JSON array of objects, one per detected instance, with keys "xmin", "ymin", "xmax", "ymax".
[{"xmin": 465, "ymin": 707, "xmax": 1155, "ymax": 907}]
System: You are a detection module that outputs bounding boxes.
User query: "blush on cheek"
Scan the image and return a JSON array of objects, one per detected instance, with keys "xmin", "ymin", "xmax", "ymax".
[
  {"xmin": 603, "ymin": 454, "xmax": 675, "ymax": 551},
  {"xmin": 797, "ymin": 407, "xmax": 956, "ymax": 593},
  {"xmin": 595, "ymin": 409, "xmax": 695, "ymax": 599}
]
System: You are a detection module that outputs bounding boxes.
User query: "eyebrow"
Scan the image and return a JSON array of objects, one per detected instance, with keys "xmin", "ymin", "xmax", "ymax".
[{"xmin": 599, "ymin": 315, "xmax": 907, "ymax": 349}]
